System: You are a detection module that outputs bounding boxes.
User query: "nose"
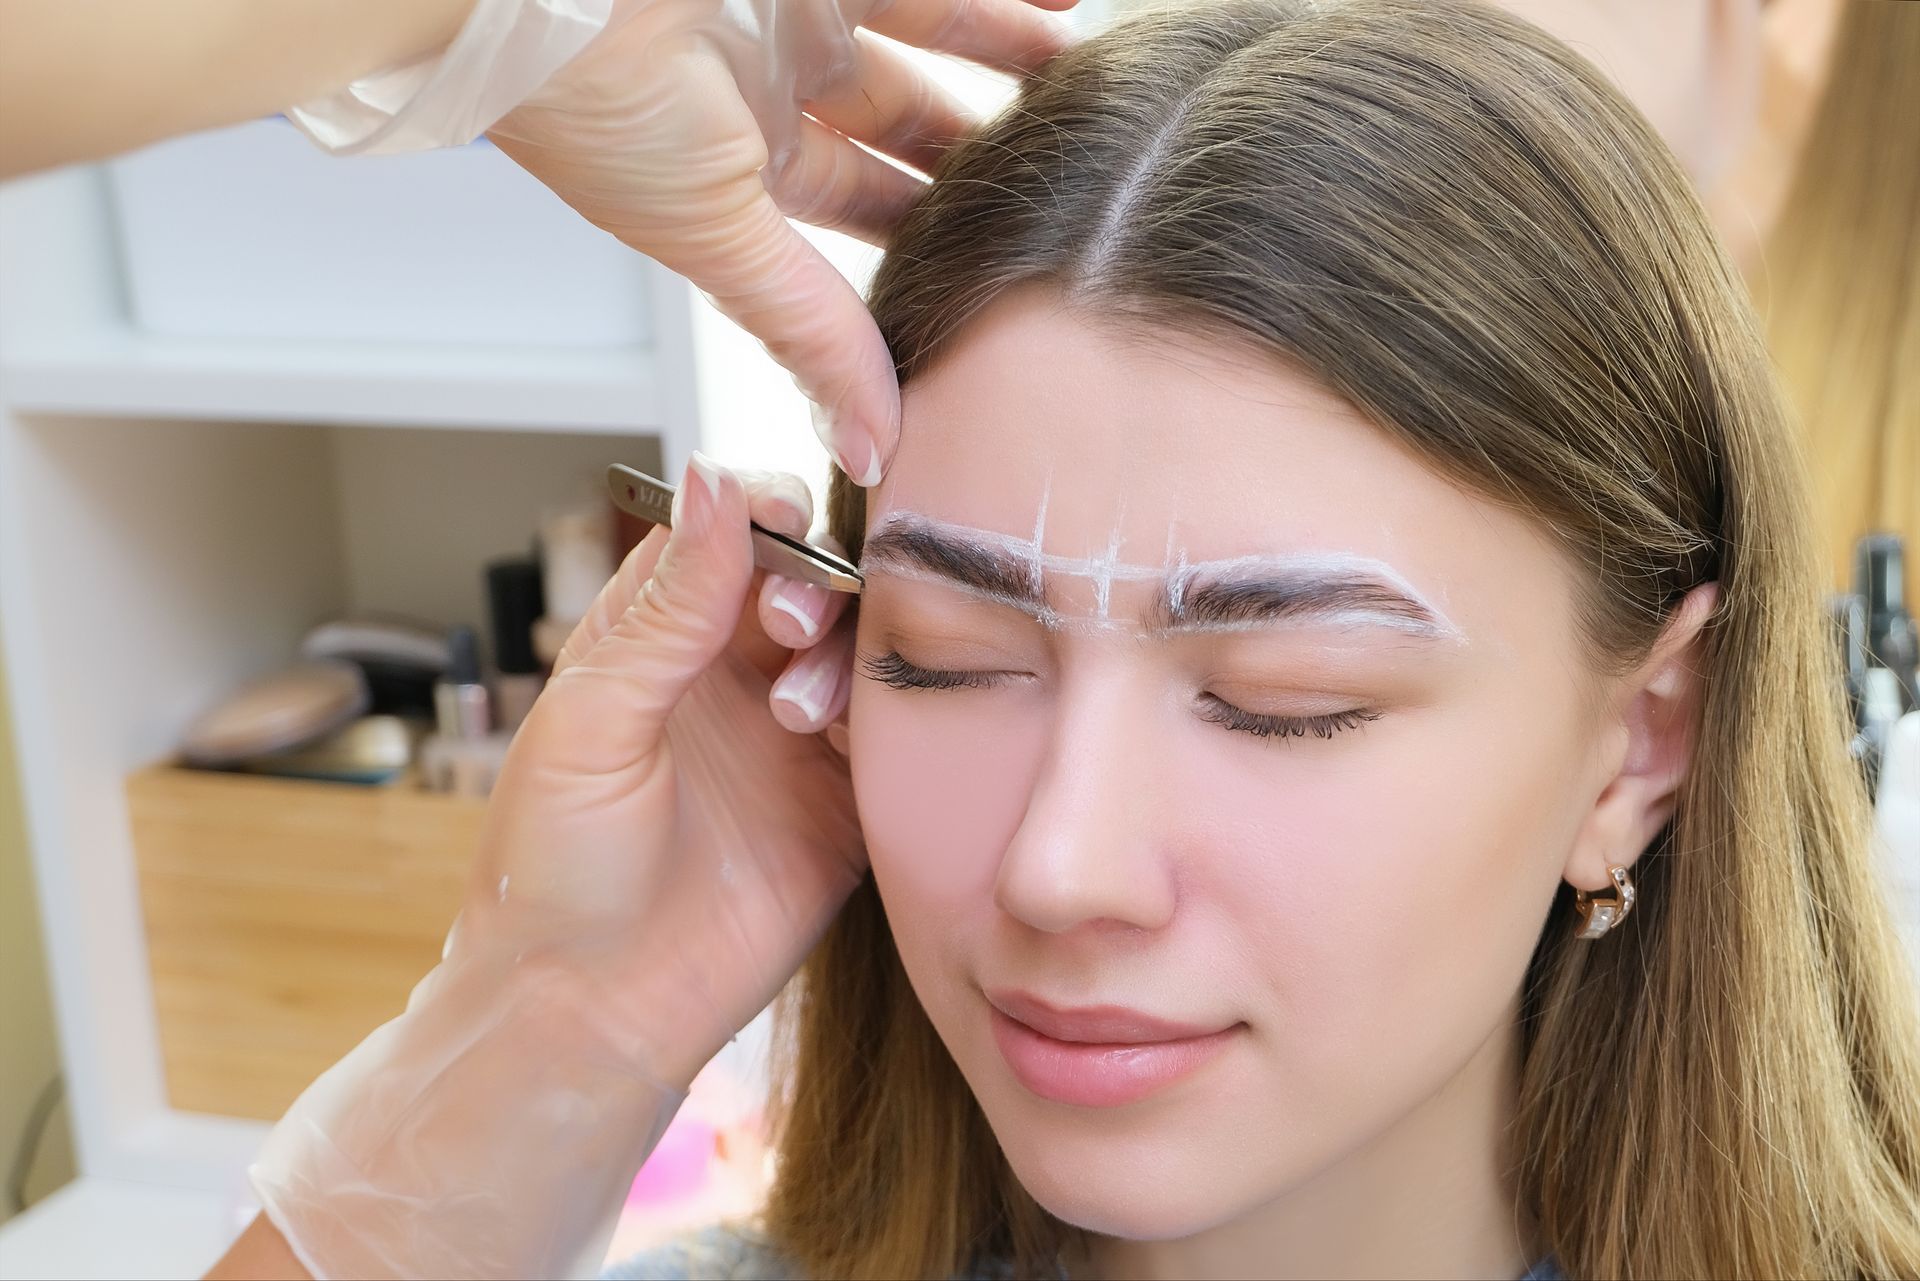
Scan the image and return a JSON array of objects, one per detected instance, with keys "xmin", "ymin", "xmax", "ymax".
[{"xmin": 993, "ymin": 670, "xmax": 1179, "ymax": 935}]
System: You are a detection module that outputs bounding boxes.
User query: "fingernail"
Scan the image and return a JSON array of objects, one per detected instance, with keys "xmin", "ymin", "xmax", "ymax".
[
  {"xmin": 687, "ymin": 450, "xmax": 724, "ymax": 502},
  {"xmin": 811, "ymin": 406, "xmax": 886, "ymax": 489},
  {"xmin": 852, "ymin": 437, "xmax": 884, "ymax": 488},
  {"xmin": 766, "ymin": 577, "xmax": 829, "ymax": 640},
  {"xmin": 674, "ymin": 451, "xmax": 722, "ymax": 529},
  {"xmin": 771, "ymin": 649, "xmax": 844, "ymax": 732},
  {"xmin": 761, "ymin": 480, "xmax": 813, "ymax": 540}
]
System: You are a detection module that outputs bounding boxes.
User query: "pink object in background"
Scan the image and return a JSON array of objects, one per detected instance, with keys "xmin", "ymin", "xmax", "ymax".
[
  {"xmin": 599, "ymin": 1038, "xmax": 777, "ymax": 1267},
  {"xmin": 626, "ymin": 1115, "xmax": 717, "ymax": 1205}
]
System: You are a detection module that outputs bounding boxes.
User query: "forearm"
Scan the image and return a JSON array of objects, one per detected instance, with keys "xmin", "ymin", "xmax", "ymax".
[
  {"xmin": 203, "ymin": 949, "xmax": 688, "ymax": 1280},
  {"xmin": 0, "ymin": 0, "xmax": 474, "ymax": 177}
]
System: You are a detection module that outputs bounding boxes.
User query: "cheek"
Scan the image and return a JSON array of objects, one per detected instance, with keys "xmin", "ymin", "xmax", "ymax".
[
  {"xmin": 1186, "ymin": 679, "xmax": 1592, "ymax": 1069},
  {"xmin": 848, "ymin": 679, "xmax": 1041, "ymax": 921}
]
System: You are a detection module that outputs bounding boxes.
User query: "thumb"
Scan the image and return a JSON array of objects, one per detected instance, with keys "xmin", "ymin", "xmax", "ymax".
[{"xmin": 552, "ymin": 453, "xmax": 756, "ymax": 751}]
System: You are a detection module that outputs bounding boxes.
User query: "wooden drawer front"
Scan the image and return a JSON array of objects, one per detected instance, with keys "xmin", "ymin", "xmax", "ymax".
[{"xmin": 128, "ymin": 766, "xmax": 485, "ymax": 1120}]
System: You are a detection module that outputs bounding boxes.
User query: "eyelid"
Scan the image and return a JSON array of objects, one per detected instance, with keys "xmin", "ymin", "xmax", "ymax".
[
  {"xmin": 1196, "ymin": 643, "xmax": 1433, "ymax": 707},
  {"xmin": 870, "ymin": 615, "xmax": 1047, "ymax": 669},
  {"xmin": 1198, "ymin": 681, "xmax": 1377, "ymax": 719},
  {"xmin": 1196, "ymin": 694, "xmax": 1380, "ymax": 741}
]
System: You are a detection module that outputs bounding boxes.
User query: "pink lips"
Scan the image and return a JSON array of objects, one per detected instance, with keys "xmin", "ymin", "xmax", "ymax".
[{"xmin": 987, "ymin": 989, "xmax": 1240, "ymax": 1108}]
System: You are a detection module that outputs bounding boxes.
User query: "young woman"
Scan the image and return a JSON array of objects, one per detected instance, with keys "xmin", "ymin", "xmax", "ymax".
[
  {"xmin": 755, "ymin": 1, "xmax": 1920, "ymax": 1276},
  {"xmin": 218, "ymin": 2, "xmax": 1920, "ymax": 1277}
]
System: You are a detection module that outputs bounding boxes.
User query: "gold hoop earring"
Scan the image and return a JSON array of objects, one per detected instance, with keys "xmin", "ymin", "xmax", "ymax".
[{"xmin": 1573, "ymin": 865, "xmax": 1637, "ymax": 940}]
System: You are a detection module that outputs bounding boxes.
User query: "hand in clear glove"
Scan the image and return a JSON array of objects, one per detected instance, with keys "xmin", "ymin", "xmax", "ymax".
[
  {"xmin": 248, "ymin": 455, "xmax": 864, "ymax": 1280},
  {"xmin": 471, "ymin": 453, "xmax": 866, "ymax": 1085},
  {"xmin": 486, "ymin": 0, "xmax": 1077, "ymax": 487}
]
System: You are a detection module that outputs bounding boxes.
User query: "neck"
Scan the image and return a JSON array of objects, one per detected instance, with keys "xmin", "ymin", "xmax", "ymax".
[{"xmin": 1078, "ymin": 1014, "xmax": 1536, "ymax": 1281}]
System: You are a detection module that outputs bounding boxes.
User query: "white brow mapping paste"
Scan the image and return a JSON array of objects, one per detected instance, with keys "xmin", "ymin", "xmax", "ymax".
[{"xmin": 866, "ymin": 510, "xmax": 1465, "ymax": 641}]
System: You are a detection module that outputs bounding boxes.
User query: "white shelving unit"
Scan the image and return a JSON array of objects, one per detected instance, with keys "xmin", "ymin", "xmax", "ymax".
[
  {"xmin": 0, "ymin": 329, "xmax": 669, "ymax": 433},
  {"xmin": 0, "ymin": 149, "xmax": 747, "ymax": 1272}
]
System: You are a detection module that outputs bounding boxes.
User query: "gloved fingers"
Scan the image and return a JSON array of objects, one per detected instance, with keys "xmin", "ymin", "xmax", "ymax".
[
  {"xmin": 553, "ymin": 454, "xmax": 756, "ymax": 746},
  {"xmin": 767, "ymin": 116, "xmax": 923, "ymax": 246},
  {"xmin": 733, "ymin": 469, "xmax": 826, "ymax": 677},
  {"xmin": 758, "ymin": 574, "xmax": 855, "ymax": 652},
  {"xmin": 864, "ymin": 0, "xmax": 1075, "ymax": 75},
  {"xmin": 768, "ymin": 614, "xmax": 856, "ymax": 734},
  {"xmin": 803, "ymin": 31, "xmax": 975, "ymax": 175},
  {"xmin": 692, "ymin": 194, "xmax": 899, "ymax": 486},
  {"xmin": 552, "ymin": 525, "xmax": 669, "ymax": 680},
  {"xmin": 758, "ymin": 533, "xmax": 854, "ymax": 651},
  {"xmin": 551, "ymin": 467, "xmax": 808, "ymax": 684},
  {"xmin": 735, "ymin": 467, "xmax": 816, "ymax": 538}
]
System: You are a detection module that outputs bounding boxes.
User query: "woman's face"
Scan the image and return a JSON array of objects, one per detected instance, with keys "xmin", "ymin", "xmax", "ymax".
[{"xmin": 848, "ymin": 286, "xmax": 1612, "ymax": 1238}]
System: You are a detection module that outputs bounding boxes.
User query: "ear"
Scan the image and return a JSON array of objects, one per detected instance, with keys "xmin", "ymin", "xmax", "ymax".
[{"xmin": 1564, "ymin": 583, "xmax": 1720, "ymax": 892}]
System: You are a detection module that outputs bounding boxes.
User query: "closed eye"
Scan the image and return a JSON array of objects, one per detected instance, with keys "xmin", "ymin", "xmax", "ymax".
[
  {"xmin": 1195, "ymin": 694, "xmax": 1381, "ymax": 741},
  {"xmin": 860, "ymin": 650, "xmax": 1380, "ymax": 742},
  {"xmin": 859, "ymin": 649, "xmax": 1021, "ymax": 691}
]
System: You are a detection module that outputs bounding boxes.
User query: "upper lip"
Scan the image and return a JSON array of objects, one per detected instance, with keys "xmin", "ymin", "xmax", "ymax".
[{"xmin": 987, "ymin": 988, "xmax": 1231, "ymax": 1044}]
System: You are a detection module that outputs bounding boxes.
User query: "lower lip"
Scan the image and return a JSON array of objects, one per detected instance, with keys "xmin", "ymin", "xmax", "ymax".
[{"xmin": 990, "ymin": 1008, "xmax": 1238, "ymax": 1108}]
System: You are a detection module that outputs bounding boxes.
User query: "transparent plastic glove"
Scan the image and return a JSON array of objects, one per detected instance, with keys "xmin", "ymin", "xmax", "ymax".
[
  {"xmin": 288, "ymin": 0, "xmax": 616, "ymax": 156},
  {"xmin": 485, "ymin": 0, "xmax": 1077, "ymax": 487},
  {"xmin": 250, "ymin": 455, "xmax": 864, "ymax": 1280}
]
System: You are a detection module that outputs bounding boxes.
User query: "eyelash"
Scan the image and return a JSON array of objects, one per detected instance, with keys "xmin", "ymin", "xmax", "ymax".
[
  {"xmin": 1194, "ymin": 696, "xmax": 1381, "ymax": 741},
  {"xmin": 859, "ymin": 650, "xmax": 1381, "ymax": 741},
  {"xmin": 860, "ymin": 649, "xmax": 1013, "ymax": 692}
]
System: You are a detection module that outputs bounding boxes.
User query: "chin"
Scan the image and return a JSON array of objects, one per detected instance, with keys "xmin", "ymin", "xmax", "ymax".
[
  {"xmin": 984, "ymin": 1096, "xmax": 1256, "ymax": 1241},
  {"xmin": 1013, "ymin": 1153, "xmax": 1238, "ymax": 1240}
]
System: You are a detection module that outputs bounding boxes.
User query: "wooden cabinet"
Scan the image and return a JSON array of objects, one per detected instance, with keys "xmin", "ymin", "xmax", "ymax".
[{"xmin": 127, "ymin": 766, "xmax": 484, "ymax": 1120}]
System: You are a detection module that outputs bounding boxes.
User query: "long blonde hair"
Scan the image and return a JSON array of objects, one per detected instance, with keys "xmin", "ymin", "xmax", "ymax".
[
  {"xmin": 766, "ymin": 3, "xmax": 1920, "ymax": 1276},
  {"xmin": 1756, "ymin": 0, "xmax": 1920, "ymax": 591}
]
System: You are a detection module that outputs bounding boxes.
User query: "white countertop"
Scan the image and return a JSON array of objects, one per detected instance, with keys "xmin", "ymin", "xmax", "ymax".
[{"xmin": 0, "ymin": 1177, "xmax": 242, "ymax": 1281}]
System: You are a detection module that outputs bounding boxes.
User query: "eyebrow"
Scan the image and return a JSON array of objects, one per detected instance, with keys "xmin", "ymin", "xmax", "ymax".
[
  {"xmin": 1154, "ymin": 558, "xmax": 1457, "ymax": 639},
  {"xmin": 860, "ymin": 515, "xmax": 1063, "ymax": 626},
  {"xmin": 860, "ymin": 514, "xmax": 1461, "ymax": 641}
]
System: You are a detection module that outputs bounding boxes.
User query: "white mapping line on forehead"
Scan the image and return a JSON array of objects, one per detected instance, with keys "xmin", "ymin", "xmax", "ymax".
[
  {"xmin": 1029, "ymin": 475, "xmax": 1050, "ymax": 601},
  {"xmin": 1089, "ymin": 493, "xmax": 1127, "ymax": 620},
  {"xmin": 1166, "ymin": 531, "xmax": 1192, "ymax": 616},
  {"xmin": 862, "ymin": 510, "xmax": 1466, "ymax": 640}
]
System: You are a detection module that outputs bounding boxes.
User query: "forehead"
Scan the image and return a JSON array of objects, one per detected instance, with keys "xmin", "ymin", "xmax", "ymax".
[{"xmin": 869, "ymin": 288, "xmax": 1566, "ymax": 635}]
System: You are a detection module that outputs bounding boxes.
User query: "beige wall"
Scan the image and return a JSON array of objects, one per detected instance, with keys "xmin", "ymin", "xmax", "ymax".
[{"xmin": 0, "ymin": 652, "xmax": 75, "ymax": 1220}]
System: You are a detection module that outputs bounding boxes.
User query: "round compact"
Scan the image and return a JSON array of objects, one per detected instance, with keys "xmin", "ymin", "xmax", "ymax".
[{"xmin": 178, "ymin": 660, "xmax": 371, "ymax": 768}]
